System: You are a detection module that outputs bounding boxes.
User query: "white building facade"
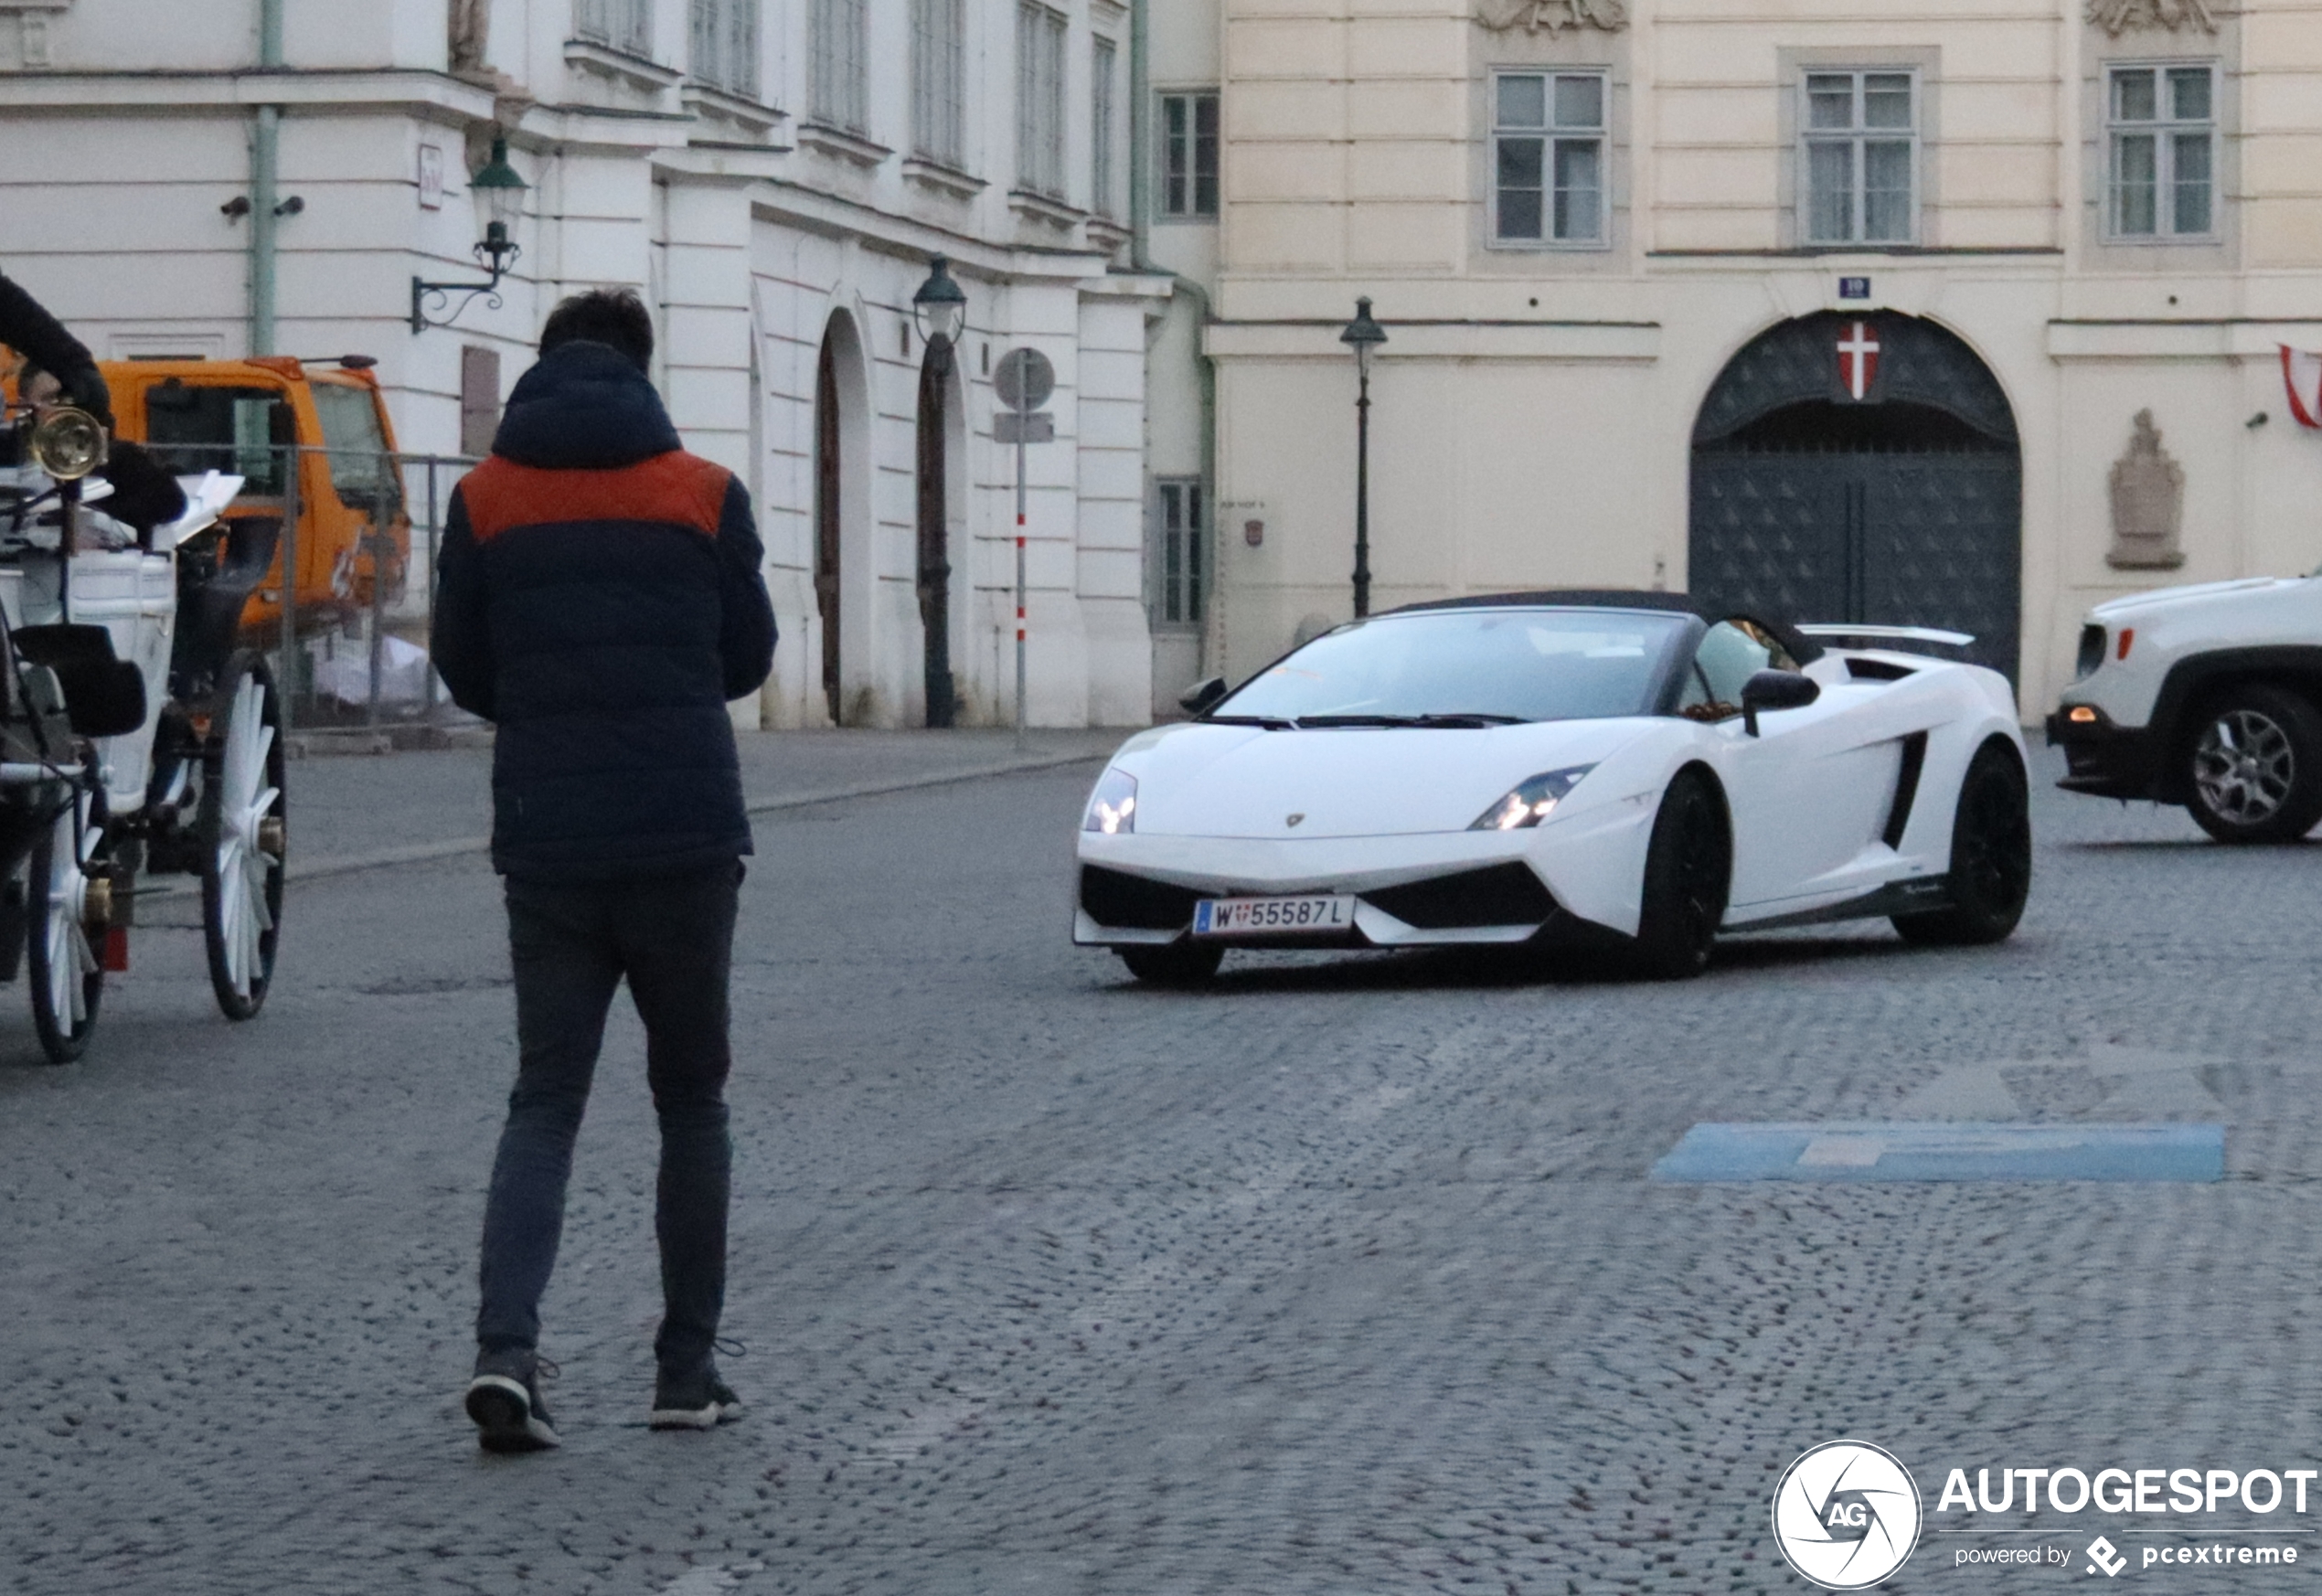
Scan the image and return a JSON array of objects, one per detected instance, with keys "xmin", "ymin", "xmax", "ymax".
[{"xmin": 0, "ymin": 0, "xmax": 1173, "ymax": 729}]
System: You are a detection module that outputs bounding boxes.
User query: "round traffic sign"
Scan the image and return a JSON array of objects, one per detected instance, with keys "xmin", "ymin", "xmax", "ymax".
[{"xmin": 994, "ymin": 346, "xmax": 1054, "ymax": 412}]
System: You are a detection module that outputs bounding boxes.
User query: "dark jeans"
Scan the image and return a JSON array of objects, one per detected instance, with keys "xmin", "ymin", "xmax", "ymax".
[{"xmin": 476, "ymin": 861, "xmax": 740, "ymax": 1374}]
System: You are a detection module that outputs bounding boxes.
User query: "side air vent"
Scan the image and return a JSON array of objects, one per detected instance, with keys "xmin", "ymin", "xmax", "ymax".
[
  {"xmin": 1364, "ymin": 863, "xmax": 1557, "ymax": 930},
  {"xmin": 1847, "ymin": 657, "xmax": 1915, "ymax": 683},
  {"xmin": 1883, "ymin": 731, "xmax": 1930, "ymax": 848},
  {"xmin": 1080, "ymin": 866, "xmax": 1202, "ymax": 931}
]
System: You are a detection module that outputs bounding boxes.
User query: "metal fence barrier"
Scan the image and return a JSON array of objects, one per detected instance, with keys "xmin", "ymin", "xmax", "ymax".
[{"xmin": 139, "ymin": 444, "xmax": 478, "ymax": 736}]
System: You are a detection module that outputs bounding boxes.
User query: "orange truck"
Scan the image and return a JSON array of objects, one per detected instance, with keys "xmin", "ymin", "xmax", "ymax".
[{"xmin": 96, "ymin": 356, "xmax": 411, "ymax": 640}]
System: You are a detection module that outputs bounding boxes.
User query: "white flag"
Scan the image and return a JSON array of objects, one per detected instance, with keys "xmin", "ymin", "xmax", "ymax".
[{"xmin": 2282, "ymin": 346, "xmax": 2322, "ymax": 430}]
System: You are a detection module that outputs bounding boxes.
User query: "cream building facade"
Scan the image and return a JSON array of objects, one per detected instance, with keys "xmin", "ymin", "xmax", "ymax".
[
  {"xmin": 1196, "ymin": 0, "xmax": 2322, "ymax": 716},
  {"xmin": 0, "ymin": 0, "xmax": 1173, "ymax": 729}
]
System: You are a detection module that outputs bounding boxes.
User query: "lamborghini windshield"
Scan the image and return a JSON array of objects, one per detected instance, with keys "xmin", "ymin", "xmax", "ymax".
[{"xmin": 1212, "ymin": 608, "xmax": 1689, "ymax": 726}]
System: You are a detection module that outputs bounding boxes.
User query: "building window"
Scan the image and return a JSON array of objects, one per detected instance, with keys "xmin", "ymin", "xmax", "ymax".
[
  {"xmin": 1092, "ymin": 38, "xmax": 1119, "ymax": 219},
  {"xmin": 575, "ymin": 0, "xmax": 654, "ymax": 56},
  {"xmin": 811, "ymin": 0, "xmax": 868, "ymax": 133},
  {"xmin": 1802, "ymin": 70, "xmax": 1917, "ymax": 245},
  {"xmin": 689, "ymin": 0, "xmax": 759, "ymax": 98},
  {"xmin": 1159, "ymin": 91, "xmax": 1219, "ymax": 218},
  {"xmin": 911, "ymin": 0, "xmax": 966, "ymax": 165},
  {"xmin": 1493, "ymin": 70, "xmax": 1606, "ymax": 245},
  {"xmin": 2108, "ymin": 64, "xmax": 2216, "ymax": 239},
  {"xmin": 1017, "ymin": 4, "xmax": 1068, "ymax": 199},
  {"xmin": 1155, "ymin": 480, "xmax": 1205, "ymax": 628}
]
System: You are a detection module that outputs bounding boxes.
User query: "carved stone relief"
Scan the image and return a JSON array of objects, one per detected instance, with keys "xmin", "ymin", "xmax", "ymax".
[
  {"xmin": 2107, "ymin": 410, "xmax": 2187, "ymax": 569},
  {"xmin": 1477, "ymin": 0, "xmax": 1629, "ymax": 35},
  {"xmin": 2086, "ymin": 0, "xmax": 2220, "ymax": 37}
]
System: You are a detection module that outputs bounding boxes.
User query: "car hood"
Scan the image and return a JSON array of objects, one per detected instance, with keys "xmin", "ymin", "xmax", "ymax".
[
  {"xmin": 2089, "ymin": 576, "xmax": 2315, "ymax": 620},
  {"xmin": 1113, "ymin": 718, "xmax": 1656, "ymax": 838}
]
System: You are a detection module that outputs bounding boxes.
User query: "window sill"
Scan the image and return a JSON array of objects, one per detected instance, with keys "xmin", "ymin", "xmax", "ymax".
[
  {"xmin": 1086, "ymin": 214, "xmax": 1132, "ymax": 251},
  {"xmin": 680, "ymin": 81, "xmax": 784, "ymax": 140},
  {"xmin": 2099, "ymin": 233, "xmax": 2223, "ymax": 248},
  {"xmin": 563, "ymin": 37, "xmax": 682, "ymax": 92},
  {"xmin": 1486, "ymin": 238, "xmax": 1613, "ymax": 253},
  {"xmin": 797, "ymin": 121, "xmax": 890, "ymax": 168},
  {"xmin": 1008, "ymin": 187, "xmax": 1087, "ymax": 229},
  {"xmin": 901, "ymin": 157, "xmax": 986, "ymax": 200}
]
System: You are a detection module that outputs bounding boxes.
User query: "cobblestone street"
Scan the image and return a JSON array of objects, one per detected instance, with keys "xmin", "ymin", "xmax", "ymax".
[{"xmin": 3, "ymin": 736, "xmax": 2318, "ymax": 1594}]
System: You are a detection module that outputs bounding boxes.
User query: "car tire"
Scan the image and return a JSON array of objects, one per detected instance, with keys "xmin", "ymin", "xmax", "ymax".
[
  {"xmin": 1893, "ymin": 739, "xmax": 2031, "ymax": 947},
  {"xmin": 2181, "ymin": 684, "xmax": 2322, "ymax": 844},
  {"xmin": 1118, "ymin": 941, "xmax": 1225, "ymax": 985},
  {"xmin": 1632, "ymin": 769, "xmax": 1729, "ymax": 981}
]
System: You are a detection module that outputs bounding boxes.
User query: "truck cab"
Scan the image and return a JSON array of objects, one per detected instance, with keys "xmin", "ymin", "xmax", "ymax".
[{"xmin": 101, "ymin": 355, "xmax": 409, "ymax": 639}]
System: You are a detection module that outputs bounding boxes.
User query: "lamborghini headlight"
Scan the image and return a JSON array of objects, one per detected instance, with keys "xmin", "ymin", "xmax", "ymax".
[
  {"xmin": 1470, "ymin": 764, "xmax": 1596, "ymax": 831},
  {"xmin": 1083, "ymin": 767, "xmax": 1138, "ymax": 834}
]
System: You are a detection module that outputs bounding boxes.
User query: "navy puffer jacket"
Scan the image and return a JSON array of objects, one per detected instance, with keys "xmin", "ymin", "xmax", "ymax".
[{"xmin": 431, "ymin": 341, "xmax": 777, "ymax": 881}]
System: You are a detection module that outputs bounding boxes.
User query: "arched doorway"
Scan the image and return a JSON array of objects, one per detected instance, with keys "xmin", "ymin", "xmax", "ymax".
[
  {"xmin": 813, "ymin": 332, "xmax": 845, "ymax": 725},
  {"xmin": 915, "ymin": 338, "xmax": 958, "ymax": 728},
  {"xmin": 1688, "ymin": 314, "xmax": 2021, "ymax": 681}
]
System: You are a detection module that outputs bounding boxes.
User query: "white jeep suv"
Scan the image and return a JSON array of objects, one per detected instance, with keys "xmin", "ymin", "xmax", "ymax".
[{"xmin": 2049, "ymin": 575, "xmax": 2322, "ymax": 842}]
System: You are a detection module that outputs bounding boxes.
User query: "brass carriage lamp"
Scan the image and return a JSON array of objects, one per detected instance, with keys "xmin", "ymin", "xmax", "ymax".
[{"xmin": 410, "ymin": 135, "xmax": 529, "ymax": 334}]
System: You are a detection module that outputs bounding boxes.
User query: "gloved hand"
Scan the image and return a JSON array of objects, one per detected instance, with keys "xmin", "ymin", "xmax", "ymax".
[{"xmin": 53, "ymin": 362, "xmax": 112, "ymax": 428}]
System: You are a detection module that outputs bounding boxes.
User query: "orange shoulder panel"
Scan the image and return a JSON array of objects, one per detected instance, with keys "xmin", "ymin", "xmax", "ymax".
[{"xmin": 460, "ymin": 451, "xmax": 732, "ymax": 543}]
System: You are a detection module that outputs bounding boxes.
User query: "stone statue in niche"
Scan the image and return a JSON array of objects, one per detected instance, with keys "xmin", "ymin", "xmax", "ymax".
[
  {"xmin": 2107, "ymin": 410, "xmax": 2188, "ymax": 569},
  {"xmin": 2086, "ymin": 0, "xmax": 2220, "ymax": 37},
  {"xmin": 1477, "ymin": 0, "xmax": 1630, "ymax": 35},
  {"xmin": 449, "ymin": 0, "xmax": 492, "ymax": 78}
]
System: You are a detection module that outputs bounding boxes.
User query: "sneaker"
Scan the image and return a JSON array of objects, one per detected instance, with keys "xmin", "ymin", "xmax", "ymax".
[
  {"xmin": 465, "ymin": 1348, "xmax": 560, "ymax": 1453},
  {"xmin": 649, "ymin": 1363, "xmax": 743, "ymax": 1431}
]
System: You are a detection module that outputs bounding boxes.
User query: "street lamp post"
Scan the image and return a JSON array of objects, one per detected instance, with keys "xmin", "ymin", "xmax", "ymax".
[
  {"xmin": 911, "ymin": 257, "xmax": 969, "ymax": 727},
  {"xmin": 1339, "ymin": 297, "xmax": 1388, "ymax": 618}
]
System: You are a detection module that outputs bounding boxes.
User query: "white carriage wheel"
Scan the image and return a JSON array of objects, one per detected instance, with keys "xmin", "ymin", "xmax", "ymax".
[
  {"xmin": 200, "ymin": 653, "xmax": 285, "ymax": 1020},
  {"xmin": 27, "ymin": 791, "xmax": 103, "ymax": 1064}
]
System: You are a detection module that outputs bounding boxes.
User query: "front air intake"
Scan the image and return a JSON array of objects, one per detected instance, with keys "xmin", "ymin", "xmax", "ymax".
[
  {"xmin": 1363, "ymin": 863, "xmax": 1557, "ymax": 930},
  {"xmin": 1079, "ymin": 866, "xmax": 1202, "ymax": 931}
]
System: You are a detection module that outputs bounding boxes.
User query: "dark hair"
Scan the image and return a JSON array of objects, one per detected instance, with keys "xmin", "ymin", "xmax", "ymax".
[{"xmin": 539, "ymin": 288, "xmax": 655, "ymax": 373}]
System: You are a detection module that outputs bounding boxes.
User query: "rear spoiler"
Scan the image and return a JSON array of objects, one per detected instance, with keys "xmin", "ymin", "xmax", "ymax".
[{"xmin": 1796, "ymin": 623, "xmax": 1975, "ymax": 648}]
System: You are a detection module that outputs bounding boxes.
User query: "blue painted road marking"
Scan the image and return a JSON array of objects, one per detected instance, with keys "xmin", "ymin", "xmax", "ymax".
[{"xmin": 1650, "ymin": 1122, "xmax": 2223, "ymax": 1184}]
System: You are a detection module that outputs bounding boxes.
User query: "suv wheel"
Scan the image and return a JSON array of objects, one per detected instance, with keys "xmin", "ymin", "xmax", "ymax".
[{"xmin": 2184, "ymin": 685, "xmax": 2322, "ymax": 844}]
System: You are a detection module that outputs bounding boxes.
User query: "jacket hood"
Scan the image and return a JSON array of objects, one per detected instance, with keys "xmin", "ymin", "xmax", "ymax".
[{"xmin": 492, "ymin": 340, "xmax": 681, "ymax": 470}]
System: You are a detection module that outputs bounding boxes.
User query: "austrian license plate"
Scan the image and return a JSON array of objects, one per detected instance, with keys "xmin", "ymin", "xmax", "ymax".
[{"xmin": 1191, "ymin": 895, "xmax": 1358, "ymax": 937}]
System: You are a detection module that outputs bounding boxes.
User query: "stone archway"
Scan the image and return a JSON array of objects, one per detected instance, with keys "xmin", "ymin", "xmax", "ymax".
[
  {"xmin": 813, "ymin": 310, "xmax": 870, "ymax": 725},
  {"xmin": 1688, "ymin": 313, "xmax": 2022, "ymax": 681}
]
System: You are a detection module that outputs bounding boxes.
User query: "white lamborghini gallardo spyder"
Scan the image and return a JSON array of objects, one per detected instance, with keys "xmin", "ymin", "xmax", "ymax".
[{"xmin": 1075, "ymin": 591, "xmax": 2031, "ymax": 984}]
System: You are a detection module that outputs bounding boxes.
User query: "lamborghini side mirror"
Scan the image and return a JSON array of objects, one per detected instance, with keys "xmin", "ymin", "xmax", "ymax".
[
  {"xmin": 1741, "ymin": 669, "xmax": 1819, "ymax": 736},
  {"xmin": 1178, "ymin": 676, "xmax": 1228, "ymax": 717}
]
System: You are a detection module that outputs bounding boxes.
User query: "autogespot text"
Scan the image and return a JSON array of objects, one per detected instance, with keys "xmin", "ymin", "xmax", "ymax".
[{"xmin": 1935, "ymin": 1465, "xmax": 2316, "ymax": 1516}]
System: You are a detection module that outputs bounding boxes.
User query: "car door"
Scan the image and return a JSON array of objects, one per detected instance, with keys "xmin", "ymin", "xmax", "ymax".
[{"xmin": 1679, "ymin": 620, "xmax": 1904, "ymax": 909}]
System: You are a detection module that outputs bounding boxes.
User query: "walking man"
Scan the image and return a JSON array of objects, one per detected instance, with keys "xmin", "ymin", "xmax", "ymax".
[{"xmin": 432, "ymin": 289, "xmax": 776, "ymax": 1452}]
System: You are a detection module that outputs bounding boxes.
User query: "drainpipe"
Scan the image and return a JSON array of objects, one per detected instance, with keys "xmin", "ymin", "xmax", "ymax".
[
  {"xmin": 250, "ymin": 0, "xmax": 285, "ymax": 354},
  {"xmin": 1129, "ymin": 0, "xmax": 1220, "ymax": 673}
]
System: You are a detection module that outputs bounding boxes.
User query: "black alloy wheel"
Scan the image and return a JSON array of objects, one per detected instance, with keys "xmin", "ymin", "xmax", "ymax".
[
  {"xmin": 1118, "ymin": 941, "xmax": 1226, "ymax": 986},
  {"xmin": 1893, "ymin": 739, "xmax": 2031, "ymax": 947},
  {"xmin": 1633, "ymin": 769, "xmax": 1730, "ymax": 980},
  {"xmin": 2183, "ymin": 684, "xmax": 2322, "ymax": 845}
]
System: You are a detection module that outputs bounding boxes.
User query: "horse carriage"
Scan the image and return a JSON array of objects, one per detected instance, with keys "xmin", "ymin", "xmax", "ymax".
[{"xmin": 0, "ymin": 399, "xmax": 285, "ymax": 1062}]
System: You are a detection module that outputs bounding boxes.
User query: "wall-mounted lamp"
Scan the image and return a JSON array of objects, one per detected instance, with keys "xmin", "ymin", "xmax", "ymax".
[{"xmin": 410, "ymin": 135, "xmax": 527, "ymax": 334}]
